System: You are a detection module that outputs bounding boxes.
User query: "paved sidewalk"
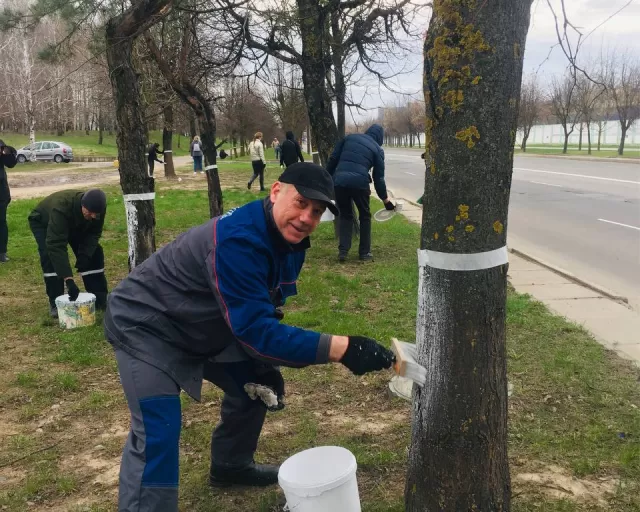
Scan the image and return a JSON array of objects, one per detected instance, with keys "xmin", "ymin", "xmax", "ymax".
[{"xmin": 396, "ymin": 199, "xmax": 640, "ymax": 366}]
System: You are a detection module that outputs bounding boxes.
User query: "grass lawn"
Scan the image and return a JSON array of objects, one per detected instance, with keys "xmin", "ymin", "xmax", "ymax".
[
  {"xmin": 515, "ymin": 147, "xmax": 640, "ymax": 159},
  {"xmin": 0, "ymin": 168, "xmax": 639, "ymax": 511}
]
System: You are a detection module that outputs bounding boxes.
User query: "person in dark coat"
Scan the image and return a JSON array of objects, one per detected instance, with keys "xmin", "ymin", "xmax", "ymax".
[
  {"xmin": 104, "ymin": 163, "xmax": 394, "ymax": 511},
  {"xmin": 147, "ymin": 142, "xmax": 164, "ymax": 177},
  {"xmin": 326, "ymin": 123, "xmax": 395, "ymax": 262},
  {"xmin": 0, "ymin": 139, "xmax": 17, "ymax": 263},
  {"xmin": 279, "ymin": 131, "xmax": 304, "ymax": 168},
  {"xmin": 28, "ymin": 189, "xmax": 109, "ymax": 317}
]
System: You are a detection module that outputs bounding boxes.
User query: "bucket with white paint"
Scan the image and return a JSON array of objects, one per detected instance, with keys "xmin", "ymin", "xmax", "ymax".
[
  {"xmin": 55, "ymin": 292, "xmax": 96, "ymax": 330},
  {"xmin": 320, "ymin": 210, "xmax": 335, "ymax": 222},
  {"xmin": 278, "ymin": 446, "xmax": 360, "ymax": 512}
]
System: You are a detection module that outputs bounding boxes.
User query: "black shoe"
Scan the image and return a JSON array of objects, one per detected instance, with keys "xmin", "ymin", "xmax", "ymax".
[
  {"xmin": 49, "ymin": 305, "xmax": 59, "ymax": 318},
  {"xmin": 0, "ymin": 253, "xmax": 8, "ymax": 263},
  {"xmin": 338, "ymin": 251, "xmax": 347, "ymax": 262},
  {"xmin": 359, "ymin": 253, "xmax": 374, "ymax": 261},
  {"xmin": 209, "ymin": 462, "xmax": 279, "ymax": 488},
  {"xmin": 247, "ymin": 182, "xmax": 251, "ymax": 190}
]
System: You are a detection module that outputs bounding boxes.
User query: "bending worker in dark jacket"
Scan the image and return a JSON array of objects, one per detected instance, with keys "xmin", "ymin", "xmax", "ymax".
[
  {"xmin": 104, "ymin": 163, "xmax": 395, "ymax": 512},
  {"xmin": 0, "ymin": 139, "xmax": 18, "ymax": 263},
  {"xmin": 28, "ymin": 189, "xmax": 109, "ymax": 317},
  {"xmin": 279, "ymin": 130, "xmax": 304, "ymax": 168},
  {"xmin": 326, "ymin": 123, "xmax": 395, "ymax": 262}
]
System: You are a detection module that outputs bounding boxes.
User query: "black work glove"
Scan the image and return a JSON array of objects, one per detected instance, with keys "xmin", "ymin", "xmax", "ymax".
[
  {"xmin": 384, "ymin": 201, "xmax": 396, "ymax": 211},
  {"xmin": 274, "ymin": 308, "xmax": 284, "ymax": 321},
  {"xmin": 66, "ymin": 279, "xmax": 80, "ymax": 301},
  {"xmin": 75, "ymin": 256, "xmax": 91, "ymax": 272},
  {"xmin": 341, "ymin": 336, "xmax": 395, "ymax": 376}
]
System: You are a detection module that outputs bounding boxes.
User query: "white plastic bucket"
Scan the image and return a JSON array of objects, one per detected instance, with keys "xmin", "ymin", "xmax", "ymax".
[
  {"xmin": 55, "ymin": 292, "xmax": 96, "ymax": 330},
  {"xmin": 320, "ymin": 210, "xmax": 335, "ymax": 222},
  {"xmin": 395, "ymin": 199, "xmax": 404, "ymax": 212},
  {"xmin": 278, "ymin": 446, "xmax": 360, "ymax": 512}
]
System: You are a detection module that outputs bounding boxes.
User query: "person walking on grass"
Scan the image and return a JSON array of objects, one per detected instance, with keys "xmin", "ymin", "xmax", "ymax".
[
  {"xmin": 191, "ymin": 135, "xmax": 204, "ymax": 175},
  {"xmin": 326, "ymin": 123, "xmax": 395, "ymax": 262},
  {"xmin": 248, "ymin": 132, "xmax": 266, "ymax": 191},
  {"xmin": 28, "ymin": 189, "xmax": 109, "ymax": 318},
  {"xmin": 104, "ymin": 163, "xmax": 395, "ymax": 511},
  {"xmin": 147, "ymin": 142, "xmax": 164, "ymax": 178},
  {"xmin": 272, "ymin": 137, "xmax": 281, "ymax": 161},
  {"xmin": 0, "ymin": 139, "xmax": 17, "ymax": 263},
  {"xmin": 279, "ymin": 131, "xmax": 304, "ymax": 168}
]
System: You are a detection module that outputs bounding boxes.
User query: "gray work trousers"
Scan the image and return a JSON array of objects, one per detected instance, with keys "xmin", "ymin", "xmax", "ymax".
[{"xmin": 114, "ymin": 348, "xmax": 267, "ymax": 512}]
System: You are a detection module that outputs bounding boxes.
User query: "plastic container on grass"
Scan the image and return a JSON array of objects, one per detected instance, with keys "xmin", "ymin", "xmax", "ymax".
[
  {"xmin": 55, "ymin": 292, "xmax": 96, "ymax": 330},
  {"xmin": 278, "ymin": 446, "xmax": 360, "ymax": 512}
]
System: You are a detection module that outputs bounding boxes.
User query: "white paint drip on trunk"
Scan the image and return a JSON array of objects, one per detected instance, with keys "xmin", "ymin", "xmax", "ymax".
[{"xmin": 124, "ymin": 200, "xmax": 139, "ymax": 269}]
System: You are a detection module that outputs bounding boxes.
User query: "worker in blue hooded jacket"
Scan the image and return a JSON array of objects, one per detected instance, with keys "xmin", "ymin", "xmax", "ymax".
[{"xmin": 326, "ymin": 124, "xmax": 395, "ymax": 262}]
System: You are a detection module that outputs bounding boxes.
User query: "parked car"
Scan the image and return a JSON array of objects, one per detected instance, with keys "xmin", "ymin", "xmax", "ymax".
[{"xmin": 16, "ymin": 141, "xmax": 74, "ymax": 163}]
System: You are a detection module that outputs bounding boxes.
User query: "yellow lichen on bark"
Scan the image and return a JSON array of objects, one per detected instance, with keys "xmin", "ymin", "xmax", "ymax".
[
  {"xmin": 493, "ymin": 220, "xmax": 504, "ymax": 234},
  {"xmin": 455, "ymin": 126, "xmax": 480, "ymax": 148}
]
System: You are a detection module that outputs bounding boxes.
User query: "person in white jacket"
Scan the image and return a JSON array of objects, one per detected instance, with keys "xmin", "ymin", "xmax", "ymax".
[{"xmin": 248, "ymin": 132, "xmax": 266, "ymax": 191}]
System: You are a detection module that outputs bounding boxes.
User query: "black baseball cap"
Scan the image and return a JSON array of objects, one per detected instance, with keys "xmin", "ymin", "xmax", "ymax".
[{"xmin": 279, "ymin": 162, "xmax": 339, "ymax": 215}]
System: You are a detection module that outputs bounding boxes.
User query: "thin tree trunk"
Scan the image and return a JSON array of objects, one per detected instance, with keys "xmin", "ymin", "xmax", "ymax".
[
  {"xmin": 597, "ymin": 123, "xmax": 602, "ymax": 151},
  {"xmin": 189, "ymin": 111, "xmax": 197, "ymax": 140},
  {"xmin": 563, "ymin": 129, "xmax": 569, "ymax": 153},
  {"xmin": 106, "ymin": 13, "xmax": 163, "ymax": 269},
  {"xmin": 586, "ymin": 121, "xmax": 591, "ymax": 155},
  {"xmin": 406, "ymin": 0, "xmax": 533, "ymax": 509},
  {"xmin": 618, "ymin": 123, "xmax": 627, "ymax": 155},
  {"xmin": 163, "ymin": 104, "xmax": 176, "ymax": 178},
  {"xmin": 330, "ymin": 11, "xmax": 346, "ymax": 139},
  {"xmin": 98, "ymin": 105, "xmax": 104, "ymax": 145},
  {"xmin": 297, "ymin": 0, "xmax": 339, "ymax": 164},
  {"xmin": 578, "ymin": 123, "xmax": 583, "ymax": 150}
]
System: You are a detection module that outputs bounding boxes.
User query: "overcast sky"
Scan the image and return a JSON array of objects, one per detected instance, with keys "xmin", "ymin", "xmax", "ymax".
[{"xmin": 349, "ymin": 0, "xmax": 640, "ymax": 122}]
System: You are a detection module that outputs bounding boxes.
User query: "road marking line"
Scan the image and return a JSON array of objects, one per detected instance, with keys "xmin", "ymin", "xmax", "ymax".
[
  {"xmin": 404, "ymin": 171, "xmax": 416, "ymax": 175},
  {"xmin": 514, "ymin": 167, "xmax": 640, "ymax": 185},
  {"xmin": 530, "ymin": 181, "xmax": 563, "ymax": 187},
  {"xmin": 598, "ymin": 219, "xmax": 640, "ymax": 231}
]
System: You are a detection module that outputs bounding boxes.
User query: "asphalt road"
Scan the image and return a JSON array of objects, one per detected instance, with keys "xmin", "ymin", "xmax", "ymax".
[{"xmin": 382, "ymin": 148, "xmax": 640, "ymax": 310}]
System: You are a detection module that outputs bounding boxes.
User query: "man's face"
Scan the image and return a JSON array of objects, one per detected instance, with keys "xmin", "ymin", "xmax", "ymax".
[
  {"xmin": 270, "ymin": 182, "xmax": 326, "ymax": 244},
  {"xmin": 82, "ymin": 206, "xmax": 98, "ymax": 220}
]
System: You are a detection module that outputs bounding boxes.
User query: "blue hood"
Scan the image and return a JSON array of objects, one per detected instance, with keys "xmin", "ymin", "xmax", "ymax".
[{"xmin": 365, "ymin": 124, "xmax": 384, "ymax": 145}]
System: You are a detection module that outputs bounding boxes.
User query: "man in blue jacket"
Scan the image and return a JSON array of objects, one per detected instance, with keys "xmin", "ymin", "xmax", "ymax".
[
  {"xmin": 104, "ymin": 162, "xmax": 395, "ymax": 511},
  {"xmin": 326, "ymin": 124, "xmax": 395, "ymax": 262}
]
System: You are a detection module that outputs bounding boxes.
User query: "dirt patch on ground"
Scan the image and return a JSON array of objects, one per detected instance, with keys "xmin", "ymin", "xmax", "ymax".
[{"xmin": 514, "ymin": 463, "xmax": 619, "ymax": 506}]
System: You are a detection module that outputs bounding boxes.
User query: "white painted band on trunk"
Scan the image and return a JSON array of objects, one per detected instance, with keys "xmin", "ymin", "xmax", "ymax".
[
  {"xmin": 163, "ymin": 150, "xmax": 173, "ymax": 153},
  {"xmin": 124, "ymin": 193, "xmax": 156, "ymax": 202},
  {"xmin": 418, "ymin": 246, "xmax": 508, "ymax": 271},
  {"xmin": 43, "ymin": 272, "xmax": 58, "ymax": 277},
  {"xmin": 205, "ymin": 165, "xmax": 218, "ymax": 170},
  {"xmin": 79, "ymin": 268, "xmax": 105, "ymax": 276}
]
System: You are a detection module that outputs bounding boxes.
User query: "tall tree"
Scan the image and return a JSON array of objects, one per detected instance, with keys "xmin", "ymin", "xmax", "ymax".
[
  {"xmin": 605, "ymin": 51, "xmax": 640, "ymax": 156},
  {"xmin": 405, "ymin": 1, "xmax": 533, "ymax": 510},
  {"xmin": 517, "ymin": 74, "xmax": 542, "ymax": 152},
  {"xmin": 105, "ymin": 0, "xmax": 175, "ymax": 268},
  {"xmin": 549, "ymin": 72, "xmax": 579, "ymax": 154}
]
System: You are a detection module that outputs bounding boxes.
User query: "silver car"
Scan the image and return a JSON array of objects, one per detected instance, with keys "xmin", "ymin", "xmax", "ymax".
[{"xmin": 16, "ymin": 141, "xmax": 74, "ymax": 163}]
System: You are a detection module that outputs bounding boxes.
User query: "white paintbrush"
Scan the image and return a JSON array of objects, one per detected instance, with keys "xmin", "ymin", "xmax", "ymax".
[{"xmin": 391, "ymin": 338, "xmax": 427, "ymax": 387}]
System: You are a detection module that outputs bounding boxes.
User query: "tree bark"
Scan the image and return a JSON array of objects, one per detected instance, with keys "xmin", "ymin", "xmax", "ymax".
[
  {"xmin": 406, "ymin": 1, "xmax": 532, "ymax": 510},
  {"xmin": 563, "ymin": 128, "xmax": 569, "ymax": 154},
  {"xmin": 578, "ymin": 123, "xmax": 583, "ymax": 150},
  {"xmin": 330, "ymin": 11, "xmax": 346, "ymax": 139},
  {"xmin": 297, "ymin": 0, "xmax": 339, "ymax": 164},
  {"xmin": 618, "ymin": 124, "xmax": 628, "ymax": 155},
  {"xmin": 521, "ymin": 127, "xmax": 531, "ymax": 151},
  {"xmin": 105, "ymin": 0, "xmax": 175, "ymax": 269},
  {"xmin": 162, "ymin": 103, "xmax": 176, "ymax": 178},
  {"xmin": 586, "ymin": 121, "xmax": 592, "ymax": 155}
]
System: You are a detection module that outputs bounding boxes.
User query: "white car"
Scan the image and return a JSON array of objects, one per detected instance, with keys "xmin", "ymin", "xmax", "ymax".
[{"xmin": 16, "ymin": 141, "xmax": 74, "ymax": 163}]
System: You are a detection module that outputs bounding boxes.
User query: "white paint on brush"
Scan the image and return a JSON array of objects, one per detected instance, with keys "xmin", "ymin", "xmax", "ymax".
[{"xmin": 124, "ymin": 200, "xmax": 139, "ymax": 268}]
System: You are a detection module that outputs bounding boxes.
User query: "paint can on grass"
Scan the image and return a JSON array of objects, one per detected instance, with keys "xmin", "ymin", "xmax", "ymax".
[
  {"xmin": 55, "ymin": 292, "xmax": 96, "ymax": 330},
  {"xmin": 278, "ymin": 446, "xmax": 361, "ymax": 511}
]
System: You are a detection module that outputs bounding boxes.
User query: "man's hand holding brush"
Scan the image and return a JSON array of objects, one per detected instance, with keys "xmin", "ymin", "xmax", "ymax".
[{"xmin": 329, "ymin": 335, "xmax": 395, "ymax": 375}]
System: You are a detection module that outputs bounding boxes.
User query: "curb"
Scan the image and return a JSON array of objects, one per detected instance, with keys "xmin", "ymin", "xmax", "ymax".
[
  {"xmin": 515, "ymin": 152, "xmax": 640, "ymax": 165},
  {"xmin": 508, "ymin": 247, "xmax": 629, "ymax": 305}
]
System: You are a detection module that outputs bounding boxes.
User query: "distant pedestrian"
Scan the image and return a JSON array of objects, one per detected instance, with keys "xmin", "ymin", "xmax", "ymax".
[
  {"xmin": 280, "ymin": 131, "xmax": 304, "ymax": 168},
  {"xmin": 191, "ymin": 136, "xmax": 204, "ymax": 175},
  {"xmin": 272, "ymin": 138, "xmax": 281, "ymax": 161},
  {"xmin": 147, "ymin": 143, "xmax": 164, "ymax": 178},
  {"xmin": 326, "ymin": 124, "xmax": 394, "ymax": 262},
  {"xmin": 0, "ymin": 139, "xmax": 17, "ymax": 263},
  {"xmin": 248, "ymin": 132, "xmax": 266, "ymax": 191}
]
